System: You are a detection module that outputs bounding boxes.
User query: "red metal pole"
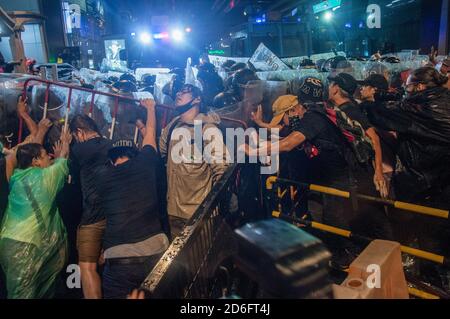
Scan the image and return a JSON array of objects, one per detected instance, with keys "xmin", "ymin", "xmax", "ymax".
[
  {"xmin": 42, "ymin": 83, "xmax": 51, "ymax": 120},
  {"xmin": 63, "ymin": 88, "xmax": 73, "ymax": 132}
]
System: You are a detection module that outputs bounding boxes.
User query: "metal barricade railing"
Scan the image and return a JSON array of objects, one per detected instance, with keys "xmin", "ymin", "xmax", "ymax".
[
  {"xmin": 270, "ymin": 211, "xmax": 450, "ymax": 267},
  {"xmin": 141, "ymin": 165, "xmax": 241, "ymax": 299},
  {"xmin": 266, "ymin": 177, "xmax": 450, "ymax": 265},
  {"xmin": 270, "ymin": 212, "xmax": 449, "ymax": 299},
  {"xmin": 266, "ymin": 177, "xmax": 450, "ymax": 220},
  {"xmin": 19, "ymin": 78, "xmax": 250, "ymax": 144},
  {"xmin": 19, "ymin": 78, "xmax": 175, "ymax": 143},
  {"xmin": 265, "ymin": 176, "xmax": 450, "ymax": 298}
]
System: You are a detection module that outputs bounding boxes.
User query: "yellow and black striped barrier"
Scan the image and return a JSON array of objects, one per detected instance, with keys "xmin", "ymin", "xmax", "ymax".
[
  {"xmin": 271, "ymin": 211, "xmax": 450, "ymax": 267},
  {"xmin": 408, "ymin": 287, "xmax": 440, "ymax": 300},
  {"xmin": 266, "ymin": 176, "xmax": 449, "ymax": 220}
]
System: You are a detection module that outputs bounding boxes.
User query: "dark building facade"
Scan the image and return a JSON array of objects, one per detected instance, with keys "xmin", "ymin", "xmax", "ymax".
[
  {"xmin": 0, "ymin": 0, "xmax": 114, "ymax": 69},
  {"xmin": 212, "ymin": 0, "xmax": 449, "ymax": 58},
  {"xmin": 43, "ymin": 0, "xmax": 109, "ymax": 68},
  {"xmin": 310, "ymin": 0, "xmax": 448, "ymax": 57}
]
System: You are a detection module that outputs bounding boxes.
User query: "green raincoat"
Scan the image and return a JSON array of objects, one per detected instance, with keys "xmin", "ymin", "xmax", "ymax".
[{"xmin": 0, "ymin": 158, "xmax": 69, "ymax": 299}]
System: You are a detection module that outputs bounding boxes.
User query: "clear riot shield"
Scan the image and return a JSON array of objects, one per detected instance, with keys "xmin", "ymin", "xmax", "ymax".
[
  {"xmin": 215, "ymin": 80, "xmax": 288, "ymax": 128},
  {"xmin": 26, "ymin": 83, "xmax": 146, "ymax": 145},
  {"xmin": 91, "ymin": 90, "xmax": 145, "ymax": 141}
]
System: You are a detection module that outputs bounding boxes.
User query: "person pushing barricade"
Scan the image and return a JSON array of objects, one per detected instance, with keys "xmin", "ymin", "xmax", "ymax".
[
  {"xmin": 69, "ymin": 115, "xmax": 112, "ymax": 299},
  {"xmin": 0, "ymin": 129, "xmax": 72, "ymax": 299},
  {"xmin": 95, "ymin": 98, "xmax": 170, "ymax": 299},
  {"xmin": 160, "ymin": 84, "xmax": 230, "ymax": 239}
]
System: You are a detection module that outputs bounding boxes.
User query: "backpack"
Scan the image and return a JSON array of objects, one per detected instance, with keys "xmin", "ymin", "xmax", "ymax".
[
  {"xmin": 307, "ymin": 104, "xmax": 374, "ymax": 166},
  {"xmin": 324, "ymin": 106, "xmax": 375, "ymax": 165}
]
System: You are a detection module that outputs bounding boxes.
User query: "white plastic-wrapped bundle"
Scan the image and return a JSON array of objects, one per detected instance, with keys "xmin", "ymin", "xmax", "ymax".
[
  {"xmin": 79, "ymin": 68, "xmax": 107, "ymax": 86},
  {"xmin": 154, "ymin": 73, "xmax": 175, "ymax": 105}
]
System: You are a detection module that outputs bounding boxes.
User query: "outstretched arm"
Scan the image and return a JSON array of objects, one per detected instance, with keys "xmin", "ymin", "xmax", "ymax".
[
  {"xmin": 251, "ymin": 105, "xmax": 284, "ymax": 130},
  {"xmin": 33, "ymin": 119, "xmax": 53, "ymax": 145},
  {"xmin": 53, "ymin": 128, "xmax": 72, "ymax": 159},
  {"xmin": 366, "ymin": 127, "xmax": 388, "ymax": 198},
  {"xmin": 243, "ymin": 131, "xmax": 306, "ymax": 156},
  {"xmin": 17, "ymin": 96, "xmax": 38, "ymax": 137},
  {"xmin": 140, "ymin": 99, "xmax": 157, "ymax": 150}
]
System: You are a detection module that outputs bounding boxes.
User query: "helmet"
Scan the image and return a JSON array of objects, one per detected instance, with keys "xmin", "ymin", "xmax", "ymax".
[
  {"xmin": 112, "ymin": 80, "xmax": 137, "ymax": 94},
  {"xmin": 381, "ymin": 56, "xmax": 401, "ymax": 64},
  {"xmin": 119, "ymin": 73, "xmax": 137, "ymax": 84},
  {"xmin": 323, "ymin": 56, "xmax": 351, "ymax": 72}
]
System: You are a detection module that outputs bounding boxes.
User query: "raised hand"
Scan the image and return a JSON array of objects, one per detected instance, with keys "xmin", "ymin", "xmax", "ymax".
[
  {"xmin": 60, "ymin": 127, "xmax": 73, "ymax": 146},
  {"xmin": 251, "ymin": 105, "xmax": 264, "ymax": 126},
  {"xmin": 374, "ymin": 171, "xmax": 389, "ymax": 198},
  {"xmin": 53, "ymin": 140, "xmax": 63, "ymax": 159},
  {"xmin": 53, "ymin": 129, "xmax": 72, "ymax": 159},
  {"xmin": 17, "ymin": 96, "xmax": 29, "ymax": 115},
  {"xmin": 141, "ymin": 98, "xmax": 156, "ymax": 111},
  {"xmin": 38, "ymin": 118, "xmax": 53, "ymax": 133}
]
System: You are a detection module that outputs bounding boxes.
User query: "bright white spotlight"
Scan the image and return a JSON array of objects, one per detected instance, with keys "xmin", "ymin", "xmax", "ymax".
[
  {"xmin": 324, "ymin": 12, "xmax": 333, "ymax": 21},
  {"xmin": 171, "ymin": 29, "xmax": 184, "ymax": 42},
  {"xmin": 139, "ymin": 32, "xmax": 151, "ymax": 44}
]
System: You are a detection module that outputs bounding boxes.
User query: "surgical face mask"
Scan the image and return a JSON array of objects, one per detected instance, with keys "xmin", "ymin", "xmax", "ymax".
[{"xmin": 174, "ymin": 99, "xmax": 197, "ymax": 116}]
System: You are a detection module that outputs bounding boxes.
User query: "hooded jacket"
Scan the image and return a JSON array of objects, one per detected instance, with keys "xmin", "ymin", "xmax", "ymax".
[
  {"xmin": 159, "ymin": 112, "xmax": 230, "ymax": 220},
  {"xmin": 367, "ymin": 86, "xmax": 450, "ymax": 200}
]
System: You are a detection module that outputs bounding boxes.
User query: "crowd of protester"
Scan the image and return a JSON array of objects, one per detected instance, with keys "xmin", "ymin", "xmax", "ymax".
[{"xmin": 0, "ymin": 52, "xmax": 449, "ymax": 299}]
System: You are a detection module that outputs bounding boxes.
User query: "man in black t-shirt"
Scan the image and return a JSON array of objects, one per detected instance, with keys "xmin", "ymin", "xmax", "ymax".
[
  {"xmin": 328, "ymin": 73, "xmax": 393, "ymax": 241},
  {"xmin": 96, "ymin": 99, "xmax": 169, "ymax": 299},
  {"xmin": 69, "ymin": 115, "xmax": 112, "ymax": 299},
  {"xmin": 328, "ymin": 73, "xmax": 388, "ymax": 198}
]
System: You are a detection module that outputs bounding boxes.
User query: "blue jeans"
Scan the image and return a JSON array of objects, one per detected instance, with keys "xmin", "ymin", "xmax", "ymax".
[{"xmin": 102, "ymin": 254, "xmax": 162, "ymax": 299}]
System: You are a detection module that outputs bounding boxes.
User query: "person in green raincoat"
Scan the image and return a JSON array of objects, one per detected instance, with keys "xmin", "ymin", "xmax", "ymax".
[{"xmin": 0, "ymin": 129, "xmax": 72, "ymax": 299}]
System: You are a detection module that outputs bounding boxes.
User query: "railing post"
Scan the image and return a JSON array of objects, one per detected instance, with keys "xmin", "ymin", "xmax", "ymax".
[
  {"xmin": 110, "ymin": 97, "xmax": 120, "ymax": 140},
  {"xmin": 42, "ymin": 83, "xmax": 51, "ymax": 120},
  {"xmin": 63, "ymin": 88, "xmax": 73, "ymax": 133}
]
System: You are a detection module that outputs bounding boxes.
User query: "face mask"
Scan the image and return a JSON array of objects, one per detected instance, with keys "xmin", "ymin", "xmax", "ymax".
[
  {"xmin": 404, "ymin": 87, "xmax": 418, "ymax": 99},
  {"xmin": 289, "ymin": 115, "xmax": 302, "ymax": 131},
  {"xmin": 174, "ymin": 99, "xmax": 196, "ymax": 116}
]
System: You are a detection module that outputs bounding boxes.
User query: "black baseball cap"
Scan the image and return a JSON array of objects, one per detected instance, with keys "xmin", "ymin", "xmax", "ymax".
[
  {"xmin": 108, "ymin": 139, "xmax": 138, "ymax": 161},
  {"xmin": 358, "ymin": 74, "xmax": 389, "ymax": 91},
  {"xmin": 328, "ymin": 73, "xmax": 358, "ymax": 95},
  {"xmin": 443, "ymin": 57, "xmax": 450, "ymax": 67},
  {"xmin": 329, "ymin": 56, "xmax": 352, "ymax": 70},
  {"xmin": 112, "ymin": 80, "xmax": 137, "ymax": 94},
  {"xmin": 297, "ymin": 77, "xmax": 324, "ymax": 104},
  {"xmin": 119, "ymin": 73, "xmax": 137, "ymax": 84}
]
